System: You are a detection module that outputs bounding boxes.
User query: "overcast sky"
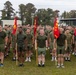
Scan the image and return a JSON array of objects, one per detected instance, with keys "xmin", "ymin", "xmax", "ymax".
[{"xmin": 0, "ymin": 0, "xmax": 76, "ymax": 15}]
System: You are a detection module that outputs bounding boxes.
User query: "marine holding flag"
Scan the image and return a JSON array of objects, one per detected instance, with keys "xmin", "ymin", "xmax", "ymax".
[{"xmin": 53, "ymin": 18, "xmax": 67, "ymax": 68}]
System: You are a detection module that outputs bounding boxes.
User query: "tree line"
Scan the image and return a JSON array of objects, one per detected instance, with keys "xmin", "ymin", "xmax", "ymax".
[{"xmin": 0, "ymin": 1, "xmax": 76, "ymax": 26}]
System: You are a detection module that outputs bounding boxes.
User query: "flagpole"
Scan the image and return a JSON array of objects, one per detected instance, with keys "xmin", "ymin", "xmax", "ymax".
[
  {"xmin": 16, "ymin": 42, "xmax": 18, "ymax": 65},
  {"xmin": 35, "ymin": 37, "xmax": 38, "ymax": 65},
  {"xmin": 34, "ymin": 16, "xmax": 38, "ymax": 65},
  {"xmin": 34, "ymin": 28, "xmax": 38, "ymax": 65},
  {"xmin": 16, "ymin": 30, "xmax": 18, "ymax": 66},
  {"xmin": 15, "ymin": 19, "xmax": 18, "ymax": 66},
  {"xmin": 54, "ymin": 10, "xmax": 60, "ymax": 66},
  {"xmin": 12, "ymin": 17, "xmax": 18, "ymax": 65}
]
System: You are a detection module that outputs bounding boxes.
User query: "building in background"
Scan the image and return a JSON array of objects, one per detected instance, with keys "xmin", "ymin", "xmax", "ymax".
[
  {"xmin": 60, "ymin": 18, "xmax": 76, "ymax": 26},
  {"xmin": 1, "ymin": 20, "xmax": 22, "ymax": 27}
]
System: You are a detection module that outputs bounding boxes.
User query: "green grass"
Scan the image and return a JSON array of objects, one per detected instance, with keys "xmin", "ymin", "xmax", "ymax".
[{"xmin": 0, "ymin": 50, "xmax": 76, "ymax": 75}]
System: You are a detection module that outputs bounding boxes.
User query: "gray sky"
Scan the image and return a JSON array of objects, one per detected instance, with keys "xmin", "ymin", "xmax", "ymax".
[{"xmin": 0, "ymin": 0, "xmax": 76, "ymax": 15}]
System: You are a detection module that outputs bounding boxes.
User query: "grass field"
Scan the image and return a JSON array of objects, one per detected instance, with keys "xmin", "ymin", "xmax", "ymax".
[{"xmin": 0, "ymin": 50, "xmax": 76, "ymax": 75}]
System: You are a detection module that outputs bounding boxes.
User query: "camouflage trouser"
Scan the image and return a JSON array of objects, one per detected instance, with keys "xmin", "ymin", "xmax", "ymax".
[
  {"xmin": 57, "ymin": 45, "xmax": 65, "ymax": 54},
  {"xmin": 38, "ymin": 47, "xmax": 46, "ymax": 55},
  {"xmin": 17, "ymin": 45, "xmax": 25, "ymax": 52},
  {"xmin": 26, "ymin": 44, "xmax": 32, "ymax": 51},
  {"xmin": 12, "ymin": 42, "xmax": 16, "ymax": 50},
  {"xmin": 49, "ymin": 42, "xmax": 53, "ymax": 53},
  {"xmin": 0, "ymin": 44, "xmax": 5, "ymax": 52},
  {"xmin": 65, "ymin": 44, "xmax": 71, "ymax": 53}
]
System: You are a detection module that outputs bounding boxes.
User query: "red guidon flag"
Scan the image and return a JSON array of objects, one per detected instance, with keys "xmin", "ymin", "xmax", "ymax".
[
  {"xmin": 12, "ymin": 17, "xmax": 17, "ymax": 35},
  {"xmin": 34, "ymin": 16, "xmax": 38, "ymax": 37},
  {"xmin": 54, "ymin": 18, "xmax": 60, "ymax": 39}
]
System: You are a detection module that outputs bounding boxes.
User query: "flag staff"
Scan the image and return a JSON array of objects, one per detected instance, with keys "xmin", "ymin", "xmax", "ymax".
[
  {"xmin": 34, "ymin": 16, "xmax": 38, "ymax": 65},
  {"xmin": 12, "ymin": 17, "xmax": 18, "ymax": 65},
  {"xmin": 54, "ymin": 10, "xmax": 60, "ymax": 66}
]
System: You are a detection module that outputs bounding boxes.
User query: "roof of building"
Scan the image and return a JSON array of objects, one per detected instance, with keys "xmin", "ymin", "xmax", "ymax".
[{"xmin": 60, "ymin": 18, "xmax": 76, "ymax": 21}]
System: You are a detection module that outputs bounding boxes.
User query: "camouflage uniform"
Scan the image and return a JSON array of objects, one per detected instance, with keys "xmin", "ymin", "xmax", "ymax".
[
  {"xmin": 56, "ymin": 34, "xmax": 66, "ymax": 54},
  {"xmin": 65, "ymin": 33, "xmax": 72, "ymax": 53},
  {"xmin": 37, "ymin": 35, "xmax": 47, "ymax": 55},
  {"xmin": 25, "ymin": 34, "xmax": 33, "ymax": 51},
  {"xmin": 0, "ymin": 31, "xmax": 6, "ymax": 52}
]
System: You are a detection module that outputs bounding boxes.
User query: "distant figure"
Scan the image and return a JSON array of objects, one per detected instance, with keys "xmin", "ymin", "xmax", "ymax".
[
  {"xmin": 25, "ymin": 28, "xmax": 33, "ymax": 62},
  {"xmin": 0, "ymin": 25, "xmax": 7, "ymax": 67},
  {"xmin": 17, "ymin": 26, "xmax": 26, "ymax": 67},
  {"xmin": 64, "ymin": 29, "xmax": 72, "ymax": 61},
  {"xmin": 36, "ymin": 29, "xmax": 48, "ymax": 67},
  {"xmin": 54, "ymin": 28, "xmax": 67, "ymax": 68},
  {"xmin": 48, "ymin": 28, "xmax": 57, "ymax": 61}
]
